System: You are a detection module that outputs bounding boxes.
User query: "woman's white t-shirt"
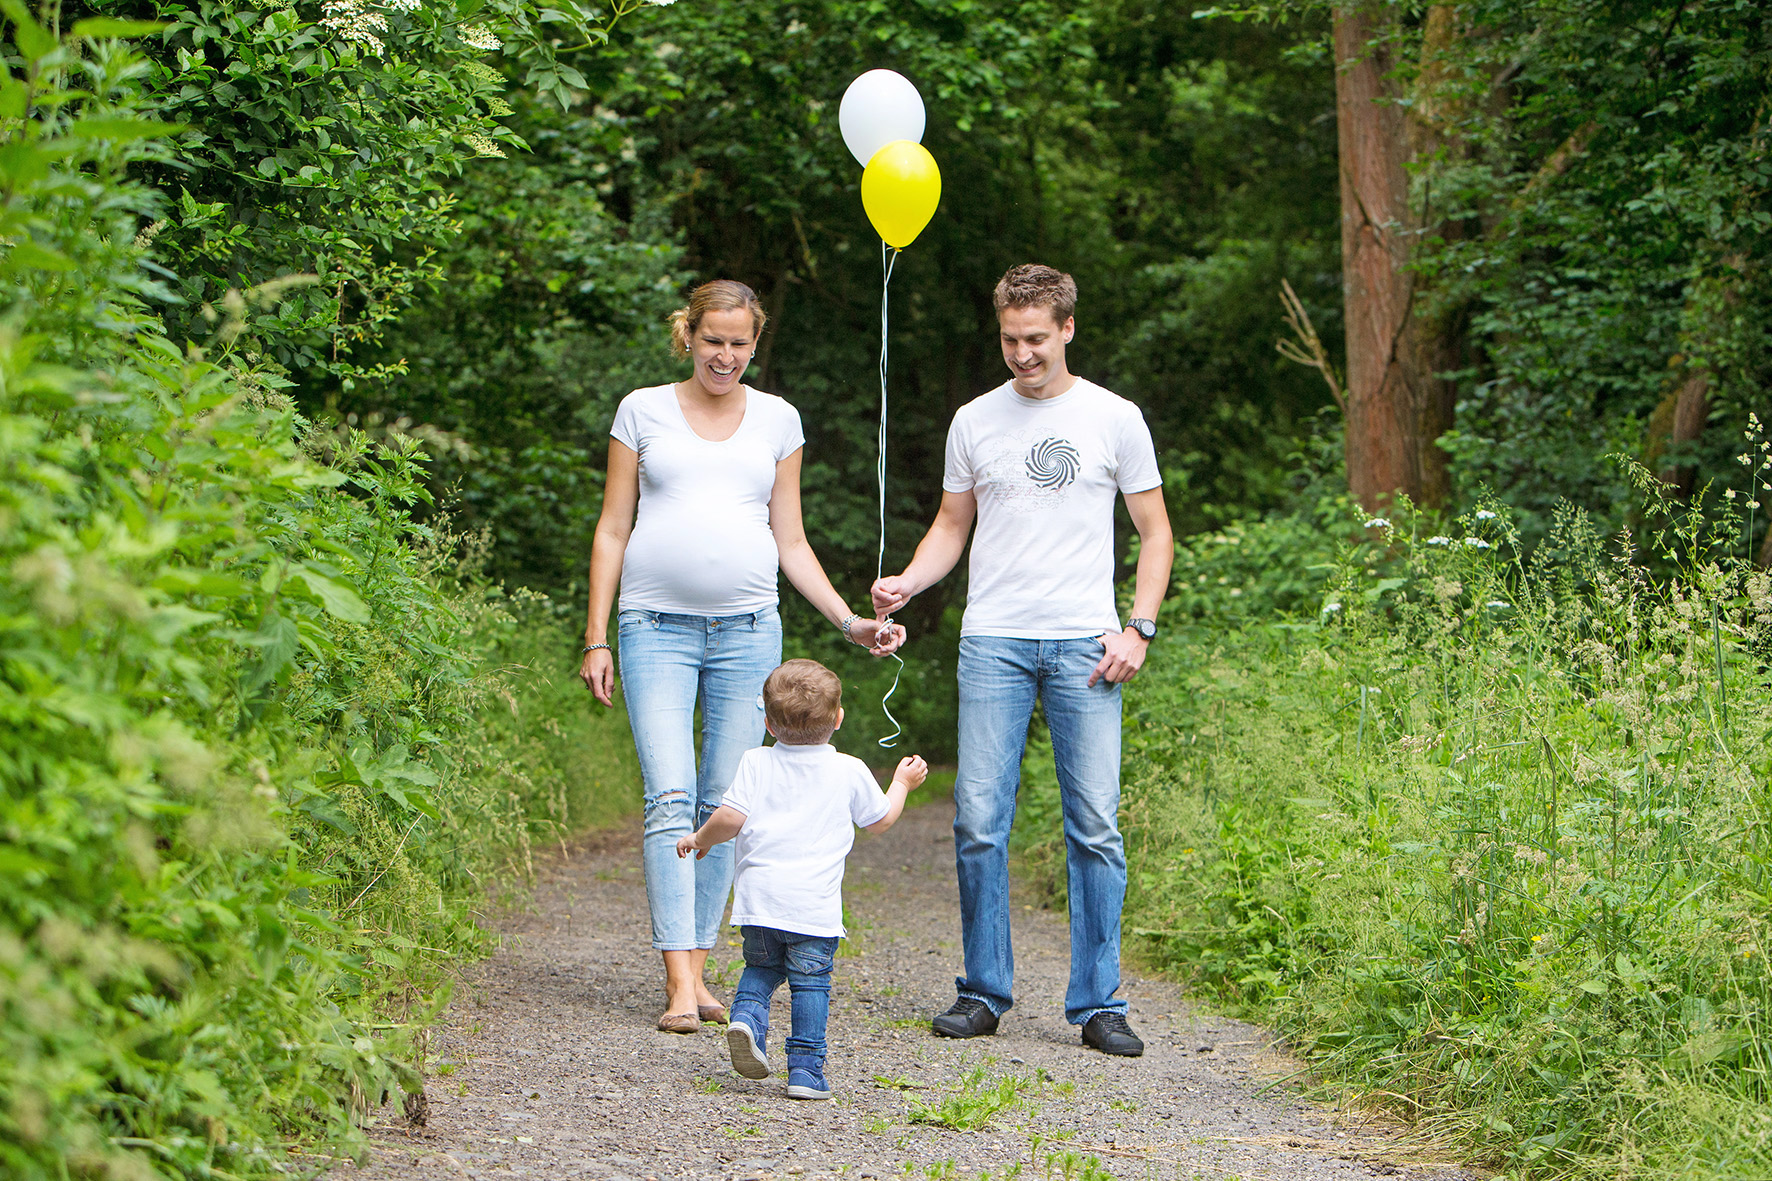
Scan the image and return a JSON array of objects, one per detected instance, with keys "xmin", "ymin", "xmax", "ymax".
[
  {"xmin": 611, "ymin": 384, "xmax": 805, "ymax": 616},
  {"xmin": 943, "ymin": 378, "xmax": 1162, "ymax": 639}
]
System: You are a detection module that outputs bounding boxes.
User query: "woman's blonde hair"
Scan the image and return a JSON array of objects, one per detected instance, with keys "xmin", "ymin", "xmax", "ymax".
[{"xmin": 668, "ymin": 279, "xmax": 768, "ymax": 359}]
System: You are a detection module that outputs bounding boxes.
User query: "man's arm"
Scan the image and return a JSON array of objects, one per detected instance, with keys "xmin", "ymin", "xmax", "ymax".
[
  {"xmin": 1089, "ymin": 487, "xmax": 1174, "ymax": 687},
  {"xmin": 870, "ymin": 489, "xmax": 977, "ymax": 616}
]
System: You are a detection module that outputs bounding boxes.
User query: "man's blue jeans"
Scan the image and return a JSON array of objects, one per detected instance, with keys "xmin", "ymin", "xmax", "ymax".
[
  {"xmin": 729, "ymin": 925, "xmax": 839, "ymax": 1066},
  {"xmin": 618, "ymin": 606, "xmax": 780, "ymax": 950},
  {"xmin": 953, "ymin": 635, "xmax": 1127, "ymax": 1025}
]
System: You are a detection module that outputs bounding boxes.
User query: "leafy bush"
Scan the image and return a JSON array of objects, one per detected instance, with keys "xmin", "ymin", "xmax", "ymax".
[
  {"xmin": 1021, "ymin": 467, "xmax": 1772, "ymax": 1178},
  {"xmin": 0, "ymin": 13, "xmax": 637, "ymax": 1177}
]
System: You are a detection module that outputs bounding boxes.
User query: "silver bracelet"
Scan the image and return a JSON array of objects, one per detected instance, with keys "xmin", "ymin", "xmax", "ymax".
[
  {"xmin": 840, "ymin": 613, "xmax": 860, "ymax": 643},
  {"xmin": 582, "ymin": 643, "xmax": 610, "ymax": 654}
]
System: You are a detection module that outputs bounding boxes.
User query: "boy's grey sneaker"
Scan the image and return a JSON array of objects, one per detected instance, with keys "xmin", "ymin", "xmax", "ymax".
[
  {"xmin": 1081, "ymin": 1011, "xmax": 1144, "ymax": 1057},
  {"xmin": 726, "ymin": 1021, "xmax": 770, "ymax": 1079},
  {"xmin": 931, "ymin": 996, "xmax": 999, "ymax": 1039},
  {"xmin": 785, "ymin": 1056, "xmax": 831, "ymax": 1100}
]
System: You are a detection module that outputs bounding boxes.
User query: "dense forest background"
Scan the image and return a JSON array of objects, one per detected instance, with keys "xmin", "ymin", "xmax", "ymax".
[{"xmin": 4, "ymin": 0, "xmax": 1771, "ymax": 1177}]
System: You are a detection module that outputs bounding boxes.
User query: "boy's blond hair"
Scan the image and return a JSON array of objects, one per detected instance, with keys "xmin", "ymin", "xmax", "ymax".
[{"xmin": 763, "ymin": 659, "xmax": 843, "ymax": 744}]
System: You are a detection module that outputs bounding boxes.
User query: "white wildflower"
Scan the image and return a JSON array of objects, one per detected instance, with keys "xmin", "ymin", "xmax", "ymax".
[
  {"xmin": 460, "ymin": 23, "xmax": 502, "ymax": 50},
  {"xmin": 463, "ymin": 131, "xmax": 505, "ymax": 157},
  {"xmin": 1229, "ymin": 587, "xmax": 1243, "ymax": 597},
  {"xmin": 1475, "ymin": 510, "xmax": 1497, "ymax": 521},
  {"xmin": 384, "ymin": 0, "xmax": 420, "ymax": 11},
  {"xmin": 1426, "ymin": 536, "xmax": 1452, "ymax": 546},
  {"xmin": 1726, "ymin": 488, "xmax": 1738, "ymax": 500},
  {"xmin": 1364, "ymin": 517, "xmax": 1391, "ymax": 529},
  {"xmin": 648, "ymin": 0, "xmax": 678, "ymax": 5},
  {"xmin": 322, "ymin": 0, "xmax": 387, "ymax": 53},
  {"xmin": 1321, "ymin": 602, "xmax": 1342, "ymax": 615},
  {"xmin": 1464, "ymin": 537, "xmax": 1492, "ymax": 549},
  {"xmin": 1486, "ymin": 600, "xmax": 1509, "ymax": 609}
]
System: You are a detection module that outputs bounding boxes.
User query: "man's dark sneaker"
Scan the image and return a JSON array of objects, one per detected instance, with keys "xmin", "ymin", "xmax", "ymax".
[
  {"xmin": 931, "ymin": 996, "xmax": 999, "ymax": 1039},
  {"xmin": 1081, "ymin": 1011, "xmax": 1144, "ymax": 1057}
]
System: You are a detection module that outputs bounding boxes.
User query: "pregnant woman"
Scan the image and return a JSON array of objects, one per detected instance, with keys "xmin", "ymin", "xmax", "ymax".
[{"xmin": 580, "ymin": 279, "xmax": 904, "ymax": 1033}]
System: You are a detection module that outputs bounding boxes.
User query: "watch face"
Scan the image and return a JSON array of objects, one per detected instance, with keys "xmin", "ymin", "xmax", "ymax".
[{"xmin": 1130, "ymin": 619, "xmax": 1155, "ymax": 640}]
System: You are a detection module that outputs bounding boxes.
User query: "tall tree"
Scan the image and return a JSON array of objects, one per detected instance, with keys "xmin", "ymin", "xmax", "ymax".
[{"xmin": 1333, "ymin": 3, "xmax": 1460, "ymax": 512}]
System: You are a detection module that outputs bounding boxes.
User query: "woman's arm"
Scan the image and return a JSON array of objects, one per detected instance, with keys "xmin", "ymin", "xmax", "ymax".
[
  {"xmin": 580, "ymin": 441, "xmax": 640, "ymax": 705},
  {"xmin": 769, "ymin": 449, "xmax": 906, "ymax": 655}
]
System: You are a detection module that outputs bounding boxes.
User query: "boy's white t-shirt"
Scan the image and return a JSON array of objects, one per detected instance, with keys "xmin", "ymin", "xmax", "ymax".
[
  {"xmin": 721, "ymin": 742, "xmax": 891, "ymax": 938},
  {"xmin": 943, "ymin": 378, "xmax": 1162, "ymax": 639},
  {"xmin": 610, "ymin": 384, "xmax": 805, "ymax": 616}
]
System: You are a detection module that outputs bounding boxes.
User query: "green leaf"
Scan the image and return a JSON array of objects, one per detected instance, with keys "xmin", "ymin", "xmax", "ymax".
[
  {"xmin": 243, "ymin": 611, "xmax": 301, "ymax": 693},
  {"xmin": 70, "ymin": 17, "xmax": 167, "ymax": 38},
  {"xmin": 287, "ymin": 566, "xmax": 370, "ymax": 624},
  {"xmin": 0, "ymin": 0, "xmax": 56, "ymax": 58},
  {"xmin": 65, "ymin": 117, "xmax": 180, "ymax": 141},
  {"xmin": 1576, "ymin": 979, "xmax": 1608, "ymax": 996},
  {"xmin": 5, "ymin": 239, "xmax": 75, "ymax": 273}
]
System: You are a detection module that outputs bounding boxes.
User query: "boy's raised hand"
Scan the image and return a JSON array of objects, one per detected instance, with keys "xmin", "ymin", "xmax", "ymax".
[{"xmin": 894, "ymin": 755, "xmax": 929, "ymax": 790}]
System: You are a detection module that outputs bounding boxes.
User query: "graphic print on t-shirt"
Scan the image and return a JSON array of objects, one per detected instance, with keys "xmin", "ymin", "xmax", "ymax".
[
  {"xmin": 979, "ymin": 429, "xmax": 1085, "ymax": 515},
  {"xmin": 1025, "ymin": 437, "xmax": 1080, "ymax": 490}
]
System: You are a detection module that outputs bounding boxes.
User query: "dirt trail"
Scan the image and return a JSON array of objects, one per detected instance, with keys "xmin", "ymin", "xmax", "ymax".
[{"xmin": 337, "ymin": 798, "xmax": 1479, "ymax": 1181}]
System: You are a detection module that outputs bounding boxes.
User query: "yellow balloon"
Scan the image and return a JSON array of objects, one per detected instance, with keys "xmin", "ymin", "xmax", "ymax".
[{"xmin": 861, "ymin": 140, "xmax": 941, "ymax": 249}]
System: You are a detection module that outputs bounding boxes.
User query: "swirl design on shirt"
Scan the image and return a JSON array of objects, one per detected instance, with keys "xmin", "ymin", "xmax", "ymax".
[{"xmin": 1025, "ymin": 437, "xmax": 1081, "ymax": 491}]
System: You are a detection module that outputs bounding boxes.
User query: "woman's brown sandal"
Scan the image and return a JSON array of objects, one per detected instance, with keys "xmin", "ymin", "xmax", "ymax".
[
  {"xmin": 697, "ymin": 1004, "xmax": 728, "ymax": 1024},
  {"xmin": 656, "ymin": 1012, "xmax": 700, "ymax": 1034}
]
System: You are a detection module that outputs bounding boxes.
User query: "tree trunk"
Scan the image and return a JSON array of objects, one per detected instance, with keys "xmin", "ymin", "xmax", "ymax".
[
  {"xmin": 1652, "ymin": 367, "xmax": 1711, "ymax": 497},
  {"xmin": 1335, "ymin": 4, "xmax": 1460, "ymax": 513}
]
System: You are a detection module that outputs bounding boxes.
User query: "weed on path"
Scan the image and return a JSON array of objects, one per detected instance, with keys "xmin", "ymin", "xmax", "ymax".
[{"xmin": 333, "ymin": 803, "xmax": 1482, "ymax": 1181}]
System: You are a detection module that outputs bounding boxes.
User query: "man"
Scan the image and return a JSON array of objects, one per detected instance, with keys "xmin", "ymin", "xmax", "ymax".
[{"xmin": 871, "ymin": 264, "xmax": 1173, "ymax": 1057}]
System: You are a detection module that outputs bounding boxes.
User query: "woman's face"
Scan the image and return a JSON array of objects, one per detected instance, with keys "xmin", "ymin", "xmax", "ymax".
[{"xmin": 690, "ymin": 307, "xmax": 758, "ymax": 397}]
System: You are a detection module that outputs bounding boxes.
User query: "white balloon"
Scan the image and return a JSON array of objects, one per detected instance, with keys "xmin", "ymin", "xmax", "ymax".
[{"xmin": 839, "ymin": 69, "xmax": 926, "ymax": 168}]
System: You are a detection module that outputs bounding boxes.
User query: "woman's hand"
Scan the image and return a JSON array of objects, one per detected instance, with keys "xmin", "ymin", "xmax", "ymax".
[
  {"xmin": 847, "ymin": 616, "xmax": 907, "ymax": 656},
  {"xmin": 579, "ymin": 647, "xmax": 616, "ymax": 705}
]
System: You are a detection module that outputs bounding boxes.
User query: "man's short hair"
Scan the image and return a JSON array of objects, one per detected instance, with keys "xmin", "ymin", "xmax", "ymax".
[
  {"xmin": 993, "ymin": 264, "xmax": 1078, "ymax": 325},
  {"xmin": 763, "ymin": 659, "xmax": 843, "ymax": 744}
]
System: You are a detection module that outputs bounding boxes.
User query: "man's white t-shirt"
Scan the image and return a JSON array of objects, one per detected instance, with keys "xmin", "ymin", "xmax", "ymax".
[
  {"xmin": 943, "ymin": 378, "xmax": 1162, "ymax": 639},
  {"xmin": 611, "ymin": 384, "xmax": 805, "ymax": 616},
  {"xmin": 721, "ymin": 742, "xmax": 891, "ymax": 938}
]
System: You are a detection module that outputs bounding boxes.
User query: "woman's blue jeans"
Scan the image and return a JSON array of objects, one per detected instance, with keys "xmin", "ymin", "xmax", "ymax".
[
  {"xmin": 618, "ymin": 606, "xmax": 781, "ymax": 951},
  {"xmin": 953, "ymin": 635, "xmax": 1127, "ymax": 1025}
]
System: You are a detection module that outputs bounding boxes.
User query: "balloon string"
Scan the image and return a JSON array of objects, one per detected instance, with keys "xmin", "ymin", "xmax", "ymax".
[{"xmin": 876, "ymin": 238, "xmax": 903, "ymax": 749}]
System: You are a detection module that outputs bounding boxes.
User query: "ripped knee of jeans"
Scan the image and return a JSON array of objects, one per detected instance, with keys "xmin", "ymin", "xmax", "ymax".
[{"xmin": 643, "ymin": 789, "xmax": 693, "ymax": 832}]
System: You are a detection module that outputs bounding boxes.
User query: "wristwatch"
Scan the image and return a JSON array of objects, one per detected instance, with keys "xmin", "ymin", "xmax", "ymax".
[{"xmin": 1126, "ymin": 618, "xmax": 1157, "ymax": 641}]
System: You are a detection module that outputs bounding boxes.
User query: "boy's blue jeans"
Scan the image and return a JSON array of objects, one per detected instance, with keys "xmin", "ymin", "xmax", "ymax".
[
  {"xmin": 617, "ymin": 606, "xmax": 780, "ymax": 951},
  {"xmin": 729, "ymin": 925, "xmax": 839, "ymax": 1067},
  {"xmin": 953, "ymin": 635, "xmax": 1128, "ymax": 1026}
]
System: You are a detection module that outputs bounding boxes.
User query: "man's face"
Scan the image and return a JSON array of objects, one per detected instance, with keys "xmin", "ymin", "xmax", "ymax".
[{"xmin": 998, "ymin": 305, "xmax": 1074, "ymax": 398}]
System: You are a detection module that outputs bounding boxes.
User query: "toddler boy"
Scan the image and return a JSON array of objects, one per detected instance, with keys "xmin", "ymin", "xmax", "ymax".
[{"xmin": 676, "ymin": 658, "xmax": 927, "ymax": 1099}]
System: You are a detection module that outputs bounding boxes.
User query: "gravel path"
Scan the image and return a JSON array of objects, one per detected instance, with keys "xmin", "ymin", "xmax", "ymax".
[{"xmin": 335, "ymin": 796, "xmax": 1481, "ymax": 1181}]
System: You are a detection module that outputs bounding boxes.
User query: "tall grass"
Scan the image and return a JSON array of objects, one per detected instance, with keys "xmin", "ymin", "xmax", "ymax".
[{"xmin": 1022, "ymin": 445, "xmax": 1772, "ymax": 1178}]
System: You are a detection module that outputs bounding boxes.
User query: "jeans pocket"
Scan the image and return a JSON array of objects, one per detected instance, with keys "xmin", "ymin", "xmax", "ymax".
[{"xmin": 617, "ymin": 609, "xmax": 651, "ymax": 630}]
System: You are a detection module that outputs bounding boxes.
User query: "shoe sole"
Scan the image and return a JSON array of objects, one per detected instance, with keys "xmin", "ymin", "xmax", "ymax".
[
  {"xmin": 786, "ymin": 1085, "xmax": 832, "ymax": 1100},
  {"xmin": 726, "ymin": 1023, "xmax": 770, "ymax": 1079}
]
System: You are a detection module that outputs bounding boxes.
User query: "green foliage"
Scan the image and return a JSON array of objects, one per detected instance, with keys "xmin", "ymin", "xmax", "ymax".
[
  {"xmin": 906, "ymin": 1064, "xmax": 1028, "ymax": 1131},
  {"xmin": 1413, "ymin": 0, "xmax": 1772, "ymax": 546},
  {"xmin": 0, "ymin": 12, "xmax": 638, "ymax": 1176},
  {"xmin": 1021, "ymin": 475, "xmax": 1772, "ymax": 1177}
]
